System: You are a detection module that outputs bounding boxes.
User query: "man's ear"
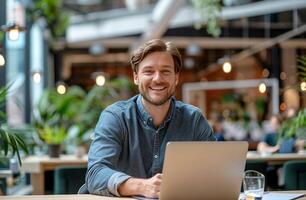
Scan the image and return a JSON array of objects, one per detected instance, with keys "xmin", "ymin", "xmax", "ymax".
[
  {"xmin": 133, "ymin": 72, "xmax": 139, "ymax": 85},
  {"xmin": 175, "ymin": 73, "xmax": 179, "ymax": 86}
]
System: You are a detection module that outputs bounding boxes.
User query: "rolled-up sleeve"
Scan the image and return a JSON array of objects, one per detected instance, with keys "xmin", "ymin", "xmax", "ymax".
[{"xmin": 86, "ymin": 109, "xmax": 131, "ymax": 196}]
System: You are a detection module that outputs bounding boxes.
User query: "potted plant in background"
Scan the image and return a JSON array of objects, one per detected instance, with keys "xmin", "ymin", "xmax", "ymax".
[
  {"xmin": 32, "ymin": 86, "xmax": 85, "ymax": 157},
  {"xmin": 280, "ymin": 109, "xmax": 306, "ymax": 140},
  {"xmin": 33, "ymin": 76, "xmax": 136, "ymax": 157},
  {"xmin": 67, "ymin": 76, "xmax": 136, "ymax": 157},
  {"xmin": 191, "ymin": 0, "xmax": 222, "ymax": 37},
  {"xmin": 27, "ymin": 0, "xmax": 69, "ymax": 44},
  {"xmin": 278, "ymin": 56, "xmax": 306, "ymax": 151}
]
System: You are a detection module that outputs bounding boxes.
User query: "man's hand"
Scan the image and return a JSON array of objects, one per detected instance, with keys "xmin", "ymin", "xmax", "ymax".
[{"xmin": 118, "ymin": 173, "xmax": 162, "ymax": 198}]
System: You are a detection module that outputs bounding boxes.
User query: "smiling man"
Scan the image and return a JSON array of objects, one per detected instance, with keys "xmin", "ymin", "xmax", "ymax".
[{"xmin": 85, "ymin": 39, "xmax": 215, "ymax": 198}]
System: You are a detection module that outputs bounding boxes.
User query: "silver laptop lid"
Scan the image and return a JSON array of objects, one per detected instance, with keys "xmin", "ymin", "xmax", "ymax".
[{"xmin": 160, "ymin": 141, "xmax": 248, "ymax": 200}]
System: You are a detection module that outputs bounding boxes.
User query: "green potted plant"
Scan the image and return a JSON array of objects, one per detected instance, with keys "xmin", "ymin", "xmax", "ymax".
[
  {"xmin": 191, "ymin": 0, "xmax": 222, "ymax": 37},
  {"xmin": 279, "ymin": 109, "xmax": 306, "ymax": 140},
  {"xmin": 0, "ymin": 85, "xmax": 28, "ymax": 165},
  {"xmin": 27, "ymin": 0, "xmax": 69, "ymax": 42},
  {"xmin": 278, "ymin": 56, "xmax": 306, "ymax": 150},
  {"xmin": 33, "ymin": 86, "xmax": 85, "ymax": 157},
  {"xmin": 67, "ymin": 77, "xmax": 136, "ymax": 157}
]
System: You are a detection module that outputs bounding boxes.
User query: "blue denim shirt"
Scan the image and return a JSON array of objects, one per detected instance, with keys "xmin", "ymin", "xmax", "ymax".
[{"xmin": 86, "ymin": 95, "xmax": 215, "ymax": 196}]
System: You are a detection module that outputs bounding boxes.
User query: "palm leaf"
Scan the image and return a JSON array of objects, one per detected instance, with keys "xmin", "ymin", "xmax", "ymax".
[
  {"xmin": 0, "ymin": 128, "xmax": 9, "ymax": 155},
  {"xmin": 0, "ymin": 84, "xmax": 29, "ymax": 165}
]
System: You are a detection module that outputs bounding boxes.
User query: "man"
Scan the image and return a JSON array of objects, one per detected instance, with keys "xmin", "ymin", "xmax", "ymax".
[{"xmin": 86, "ymin": 39, "xmax": 215, "ymax": 198}]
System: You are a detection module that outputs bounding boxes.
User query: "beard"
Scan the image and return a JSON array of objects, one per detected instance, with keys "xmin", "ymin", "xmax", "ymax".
[{"xmin": 139, "ymin": 84, "xmax": 175, "ymax": 106}]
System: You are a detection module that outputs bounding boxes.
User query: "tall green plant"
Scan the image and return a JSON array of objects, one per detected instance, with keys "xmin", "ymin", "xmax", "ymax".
[
  {"xmin": 33, "ymin": 86, "xmax": 86, "ymax": 145},
  {"xmin": 279, "ymin": 56, "xmax": 306, "ymax": 141},
  {"xmin": 70, "ymin": 77, "xmax": 136, "ymax": 145},
  {"xmin": 27, "ymin": 0, "xmax": 69, "ymax": 40},
  {"xmin": 279, "ymin": 109, "xmax": 306, "ymax": 140},
  {"xmin": 298, "ymin": 56, "xmax": 306, "ymax": 83},
  {"xmin": 191, "ymin": 0, "xmax": 222, "ymax": 37},
  {"xmin": 0, "ymin": 85, "xmax": 28, "ymax": 165}
]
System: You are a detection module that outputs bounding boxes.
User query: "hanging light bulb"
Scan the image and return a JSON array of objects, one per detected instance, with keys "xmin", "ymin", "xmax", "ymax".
[
  {"xmin": 8, "ymin": 27, "xmax": 19, "ymax": 41},
  {"xmin": 92, "ymin": 72, "xmax": 107, "ymax": 87},
  {"xmin": 0, "ymin": 53, "xmax": 5, "ymax": 66},
  {"xmin": 32, "ymin": 71, "xmax": 42, "ymax": 84},
  {"xmin": 56, "ymin": 82, "xmax": 67, "ymax": 95},
  {"xmin": 301, "ymin": 81, "xmax": 306, "ymax": 91},
  {"xmin": 280, "ymin": 102, "xmax": 287, "ymax": 111},
  {"xmin": 1, "ymin": 23, "xmax": 25, "ymax": 41},
  {"xmin": 8, "ymin": 28, "xmax": 19, "ymax": 41},
  {"xmin": 262, "ymin": 69, "xmax": 270, "ymax": 78},
  {"xmin": 222, "ymin": 61, "xmax": 232, "ymax": 73},
  {"xmin": 258, "ymin": 83, "xmax": 267, "ymax": 93},
  {"xmin": 96, "ymin": 75, "xmax": 106, "ymax": 86}
]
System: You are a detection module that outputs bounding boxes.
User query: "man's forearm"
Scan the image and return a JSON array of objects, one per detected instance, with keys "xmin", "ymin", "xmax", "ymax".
[{"xmin": 118, "ymin": 173, "xmax": 162, "ymax": 198}]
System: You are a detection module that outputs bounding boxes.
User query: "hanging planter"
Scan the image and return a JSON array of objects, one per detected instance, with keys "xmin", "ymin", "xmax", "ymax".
[{"xmin": 191, "ymin": 0, "xmax": 222, "ymax": 37}]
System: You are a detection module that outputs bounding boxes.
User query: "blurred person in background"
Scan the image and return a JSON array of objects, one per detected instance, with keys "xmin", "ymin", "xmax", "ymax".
[
  {"xmin": 212, "ymin": 118, "xmax": 226, "ymax": 141},
  {"xmin": 257, "ymin": 114, "xmax": 282, "ymax": 154}
]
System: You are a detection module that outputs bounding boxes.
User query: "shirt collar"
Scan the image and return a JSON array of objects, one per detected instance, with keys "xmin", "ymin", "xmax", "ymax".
[{"xmin": 136, "ymin": 94, "xmax": 175, "ymax": 127}]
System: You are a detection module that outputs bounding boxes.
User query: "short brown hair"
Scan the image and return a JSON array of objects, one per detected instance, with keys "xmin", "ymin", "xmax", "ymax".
[{"xmin": 130, "ymin": 39, "xmax": 182, "ymax": 73}]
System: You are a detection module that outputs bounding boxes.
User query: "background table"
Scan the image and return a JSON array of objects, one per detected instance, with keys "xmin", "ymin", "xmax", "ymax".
[
  {"xmin": 0, "ymin": 194, "xmax": 135, "ymax": 200},
  {"xmin": 1, "ymin": 192, "xmax": 306, "ymax": 200},
  {"xmin": 21, "ymin": 155, "xmax": 87, "ymax": 195},
  {"xmin": 246, "ymin": 151, "xmax": 306, "ymax": 165},
  {"xmin": 22, "ymin": 152, "xmax": 306, "ymax": 195}
]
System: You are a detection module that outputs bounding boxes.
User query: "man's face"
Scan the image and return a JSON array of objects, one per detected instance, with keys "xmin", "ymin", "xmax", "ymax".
[{"xmin": 133, "ymin": 51, "xmax": 179, "ymax": 106}]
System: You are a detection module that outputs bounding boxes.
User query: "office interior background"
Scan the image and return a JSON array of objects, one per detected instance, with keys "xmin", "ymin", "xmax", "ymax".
[{"xmin": 0, "ymin": 0, "xmax": 306, "ymax": 196}]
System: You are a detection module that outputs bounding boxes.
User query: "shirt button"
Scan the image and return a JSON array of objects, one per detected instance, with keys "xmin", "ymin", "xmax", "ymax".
[{"xmin": 154, "ymin": 155, "xmax": 158, "ymax": 159}]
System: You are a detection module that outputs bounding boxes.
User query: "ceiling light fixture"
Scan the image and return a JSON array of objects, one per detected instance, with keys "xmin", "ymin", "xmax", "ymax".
[
  {"xmin": 32, "ymin": 71, "xmax": 42, "ymax": 84},
  {"xmin": 1, "ymin": 0, "xmax": 26, "ymax": 41},
  {"xmin": 222, "ymin": 61, "xmax": 232, "ymax": 73},
  {"xmin": 92, "ymin": 71, "xmax": 107, "ymax": 87},
  {"xmin": 56, "ymin": 82, "xmax": 67, "ymax": 95},
  {"xmin": 258, "ymin": 83, "xmax": 267, "ymax": 93},
  {"xmin": 301, "ymin": 81, "xmax": 306, "ymax": 91},
  {"xmin": 0, "ymin": 53, "xmax": 5, "ymax": 66},
  {"xmin": 1, "ymin": 22, "xmax": 25, "ymax": 41}
]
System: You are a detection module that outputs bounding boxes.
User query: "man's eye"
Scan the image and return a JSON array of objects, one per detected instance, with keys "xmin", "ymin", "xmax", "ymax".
[
  {"xmin": 162, "ymin": 71, "xmax": 172, "ymax": 75},
  {"xmin": 143, "ymin": 70, "xmax": 153, "ymax": 74}
]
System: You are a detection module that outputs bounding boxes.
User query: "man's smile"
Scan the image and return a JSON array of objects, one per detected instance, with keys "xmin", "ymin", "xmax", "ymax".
[{"xmin": 149, "ymin": 86, "xmax": 167, "ymax": 91}]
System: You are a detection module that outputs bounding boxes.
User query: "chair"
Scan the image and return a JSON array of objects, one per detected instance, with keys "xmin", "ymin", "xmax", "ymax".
[
  {"xmin": 243, "ymin": 161, "xmax": 268, "ymax": 190},
  {"xmin": 53, "ymin": 166, "xmax": 87, "ymax": 194},
  {"xmin": 245, "ymin": 160, "xmax": 267, "ymax": 177},
  {"xmin": 284, "ymin": 160, "xmax": 306, "ymax": 190},
  {"xmin": 0, "ymin": 158, "xmax": 10, "ymax": 195}
]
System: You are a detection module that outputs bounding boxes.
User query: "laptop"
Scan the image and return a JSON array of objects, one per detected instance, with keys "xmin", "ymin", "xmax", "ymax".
[{"xmin": 158, "ymin": 141, "xmax": 248, "ymax": 200}]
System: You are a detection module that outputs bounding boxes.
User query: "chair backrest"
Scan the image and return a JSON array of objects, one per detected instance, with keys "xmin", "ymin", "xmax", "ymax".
[
  {"xmin": 284, "ymin": 160, "xmax": 306, "ymax": 190},
  {"xmin": 245, "ymin": 160, "xmax": 268, "ymax": 177},
  {"xmin": 0, "ymin": 157, "xmax": 10, "ymax": 195},
  {"xmin": 54, "ymin": 166, "xmax": 87, "ymax": 194}
]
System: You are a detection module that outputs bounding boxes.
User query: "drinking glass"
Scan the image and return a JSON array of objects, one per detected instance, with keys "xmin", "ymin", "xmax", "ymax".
[{"xmin": 243, "ymin": 170, "xmax": 265, "ymax": 200}]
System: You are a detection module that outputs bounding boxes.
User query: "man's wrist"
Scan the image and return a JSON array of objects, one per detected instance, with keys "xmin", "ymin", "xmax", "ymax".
[{"xmin": 118, "ymin": 177, "xmax": 143, "ymax": 197}]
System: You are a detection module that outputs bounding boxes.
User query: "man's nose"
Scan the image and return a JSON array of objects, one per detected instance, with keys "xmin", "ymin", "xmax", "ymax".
[{"xmin": 152, "ymin": 72, "xmax": 163, "ymax": 82}]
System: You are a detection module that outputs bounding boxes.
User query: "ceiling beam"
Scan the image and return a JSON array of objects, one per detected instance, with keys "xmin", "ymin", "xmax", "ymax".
[
  {"xmin": 130, "ymin": 0, "xmax": 184, "ymax": 51},
  {"xmin": 67, "ymin": 0, "xmax": 306, "ymax": 44},
  {"xmin": 66, "ymin": 36, "xmax": 306, "ymax": 49},
  {"xmin": 202, "ymin": 24, "xmax": 306, "ymax": 75}
]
